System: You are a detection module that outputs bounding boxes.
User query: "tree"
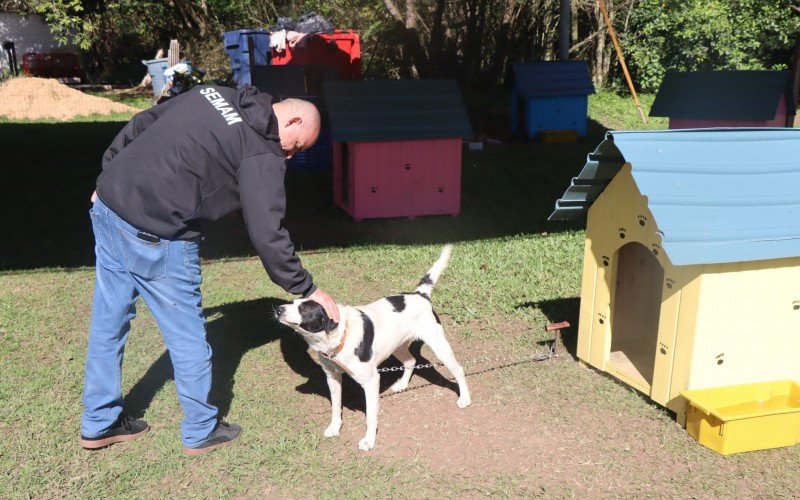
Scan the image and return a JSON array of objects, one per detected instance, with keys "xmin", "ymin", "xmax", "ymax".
[
  {"xmin": 10, "ymin": 0, "xmax": 93, "ymax": 49},
  {"xmin": 625, "ymin": 0, "xmax": 800, "ymax": 91},
  {"xmin": 8, "ymin": 0, "xmax": 800, "ymax": 92}
]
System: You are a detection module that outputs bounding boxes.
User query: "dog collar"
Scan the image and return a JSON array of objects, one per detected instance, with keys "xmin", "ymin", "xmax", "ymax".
[
  {"xmin": 319, "ymin": 329, "xmax": 349, "ymax": 375},
  {"xmin": 325, "ymin": 328, "xmax": 347, "ymax": 359}
]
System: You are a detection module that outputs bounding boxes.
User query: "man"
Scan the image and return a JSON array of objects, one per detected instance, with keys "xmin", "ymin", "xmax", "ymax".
[{"xmin": 80, "ymin": 84, "xmax": 339, "ymax": 455}]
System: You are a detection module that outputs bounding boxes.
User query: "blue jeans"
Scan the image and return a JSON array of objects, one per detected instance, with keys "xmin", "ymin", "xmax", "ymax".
[{"xmin": 81, "ymin": 197, "xmax": 217, "ymax": 447}]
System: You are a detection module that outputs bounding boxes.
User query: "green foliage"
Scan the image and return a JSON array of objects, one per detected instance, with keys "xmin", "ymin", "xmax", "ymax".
[
  {"xmin": 626, "ymin": 0, "xmax": 800, "ymax": 91},
  {"xmin": 17, "ymin": 0, "xmax": 93, "ymax": 49},
  {"xmin": 9, "ymin": 1, "xmax": 800, "ymax": 91}
]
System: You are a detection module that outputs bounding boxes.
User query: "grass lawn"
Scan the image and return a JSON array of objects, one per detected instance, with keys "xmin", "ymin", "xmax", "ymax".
[{"xmin": 1, "ymin": 89, "xmax": 798, "ymax": 497}]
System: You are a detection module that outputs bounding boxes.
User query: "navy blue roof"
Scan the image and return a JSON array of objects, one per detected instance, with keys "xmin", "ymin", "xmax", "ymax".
[
  {"xmin": 649, "ymin": 71, "xmax": 793, "ymax": 120},
  {"xmin": 512, "ymin": 61, "xmax": 595, "ymax": 98},
  {"xmin": 550, "ymin": 128, "xmax": 800, "ymax": 266},
  {"xmin": 322, "ymin": 79, "xmax": 473, "ymax": 142}
]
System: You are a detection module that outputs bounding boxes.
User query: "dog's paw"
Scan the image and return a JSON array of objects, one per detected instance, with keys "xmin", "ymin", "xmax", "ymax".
[
  {"xmin": 389, "ymin": 380, "xmax": 409, "ymax": 393},
  {"xmin": 457, "ymin": 394, "xmax": 472, "ymax": 408},
  {"xmin": 324, "ymin": 422, "xmax": 341, "ymax": 438},
  {"xmin": 358, "ymin": 436, "xmax": 375, "ymax": 451}
]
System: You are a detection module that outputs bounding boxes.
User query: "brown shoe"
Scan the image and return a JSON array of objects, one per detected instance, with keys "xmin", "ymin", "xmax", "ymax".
[
  {"xmin": 80, "ymin": 414, "xmax": 149, "ymax": 449},
  {"xmin": 183, "ymin": 421, "xmax": 242, "ymax": 456}
]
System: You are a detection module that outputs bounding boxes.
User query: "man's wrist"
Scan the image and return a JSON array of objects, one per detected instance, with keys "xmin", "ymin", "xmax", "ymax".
[{"xmin": 302, "ymin": 283, "xmax": 317, "ymax": 298}]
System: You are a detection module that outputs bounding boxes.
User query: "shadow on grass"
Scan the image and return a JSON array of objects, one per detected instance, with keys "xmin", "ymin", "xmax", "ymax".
[
  {"xmin": 0, "ymin": 116, "xmax": 610, "ymax": 271},
  {"xmin": 516, "ymin": 297, "xmax": 581, "ymax": 358},
  {"xmin": 124, "ymin": 297, "xmax": 460, "ymax": 419},
  {"xmin": 124, "ymin": 297, "xmax": 290, "ymax": 418},
  {"xmin": 294, "ymin": 339, "xmax": 462, "ymax": 414}
]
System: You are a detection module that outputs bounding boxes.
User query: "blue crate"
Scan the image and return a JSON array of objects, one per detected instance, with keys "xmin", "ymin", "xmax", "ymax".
[
  {"xmin": 223, "ymin": 29, "xmax": 271, "ymax": 87},
  {"xmin": 287, "ymin": 125, "xmax": 332, "ymax": 171}
]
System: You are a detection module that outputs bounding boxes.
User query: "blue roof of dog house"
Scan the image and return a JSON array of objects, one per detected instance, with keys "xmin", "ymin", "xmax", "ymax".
[
  {"xmin": 649, "ymin": 71, "xmax": 794, "ymax": 120},
  {"xmin": 512, "ymin": 61, "xmax": 595, "ymax": 98},
  {"xmin": 550, "ymin": 128, "xmax": 800, "ymax": 266},
  {"xmin": 322, "ymin": 79, "xmax": 472, "ymax": 142}
]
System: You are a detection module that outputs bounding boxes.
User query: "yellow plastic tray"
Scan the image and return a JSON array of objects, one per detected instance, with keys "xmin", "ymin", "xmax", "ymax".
[{"xmin": 681, "ymin": 380, "xmax": 800, "ymax": 455}]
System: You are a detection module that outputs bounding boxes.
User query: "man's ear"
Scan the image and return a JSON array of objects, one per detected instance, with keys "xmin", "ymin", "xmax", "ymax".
[{"xmin": 286, "ymin": 116, "xmax": 302, "ymax": 127}]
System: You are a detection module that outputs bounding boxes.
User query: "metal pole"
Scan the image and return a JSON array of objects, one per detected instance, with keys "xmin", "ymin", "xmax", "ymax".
[
  {"xmin": 3, "ymin": 41, "xmax": 18, "ymax": 76},
  {"xmin": 560, "ymin": 0, "xmax": 570, "ymax": 60},
  {"xmin": 597, "ymin": 0, "xmax": 647, "ymax": 124}
]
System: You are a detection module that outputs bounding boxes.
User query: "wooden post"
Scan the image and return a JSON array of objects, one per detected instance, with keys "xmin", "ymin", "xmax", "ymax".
[
  {"xmin": 168, "ymin": 39, "xmax": 180, "ymax": 67},
  {"xmin": 546, "ymin": 321, "xmax": 571, "ymax": 357},
  {"xmin": 597, "ymin": 0, "xmax": 647, "ymax": 124}
]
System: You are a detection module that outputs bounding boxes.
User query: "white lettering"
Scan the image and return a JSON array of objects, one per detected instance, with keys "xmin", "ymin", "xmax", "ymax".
[{"xmin": 201, "ymin": 87, "xmax": 242, "ymax": 126}]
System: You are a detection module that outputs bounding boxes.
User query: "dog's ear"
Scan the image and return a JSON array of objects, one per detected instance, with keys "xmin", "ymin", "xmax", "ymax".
[
  {"xmin": 324, "ymin": 316, "xmax": 339, "ymax": 334},
  {"xmin": 325, "ymin": 309, "xmax": 344, "ymax": 335}
]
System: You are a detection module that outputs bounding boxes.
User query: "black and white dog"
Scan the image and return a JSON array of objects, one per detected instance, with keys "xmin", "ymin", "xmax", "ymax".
[{"xmin": 275, "ymin": 245, "xmax": 471, "ymax": 451}]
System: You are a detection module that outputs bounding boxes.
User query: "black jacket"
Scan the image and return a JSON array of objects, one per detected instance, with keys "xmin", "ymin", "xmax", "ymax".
[{"xmin": 96, "ymin": 85, "xmax": 315, "ymax": 297}]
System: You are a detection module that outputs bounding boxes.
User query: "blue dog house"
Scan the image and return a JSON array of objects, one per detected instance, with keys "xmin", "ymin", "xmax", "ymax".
[{"xmin": 511, "ymin": 61, "xmax": 595, "ymax": 138}]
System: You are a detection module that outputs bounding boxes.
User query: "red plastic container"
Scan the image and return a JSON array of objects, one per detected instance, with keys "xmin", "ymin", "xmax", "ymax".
[
  {"xmin": 22, "ymin": 53, "xmax": 81, "ymax": 80},
  {"xmin": 271, "ymin": 30, "xmax": 362, "ymax": 81}
]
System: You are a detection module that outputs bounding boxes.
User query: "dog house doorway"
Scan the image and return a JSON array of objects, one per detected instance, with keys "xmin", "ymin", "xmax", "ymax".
[
  {"xmin": 517, "ymin": 95, "xmax": 527, "ymax": 133},
  {"xmin": 609, "ymin": 242, "xmax": 664, "ymax": 391}
]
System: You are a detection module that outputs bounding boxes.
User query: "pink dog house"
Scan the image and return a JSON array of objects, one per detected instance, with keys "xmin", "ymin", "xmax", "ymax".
[
  {"xmin": 649, "ymin": 70, "xmax": 795, "ymax": 128},
  {"xmin": 322, "ymin": 79, "xmax": 472, "ymax": 220}
]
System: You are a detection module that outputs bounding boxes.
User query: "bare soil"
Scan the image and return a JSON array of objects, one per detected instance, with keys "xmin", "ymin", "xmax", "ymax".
[
  {"xmin": 0, "ymin": 77, "xmax": 138, "ymax": 120},
  {"xmin": 294, "ymin": 320, "xmax": 799, "ymax": 497}
]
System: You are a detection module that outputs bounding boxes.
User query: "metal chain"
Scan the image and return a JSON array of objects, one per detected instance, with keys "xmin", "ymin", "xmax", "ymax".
[{"xmin": 376, "ymin": 350, "xmax": 556, "ymax": 373}]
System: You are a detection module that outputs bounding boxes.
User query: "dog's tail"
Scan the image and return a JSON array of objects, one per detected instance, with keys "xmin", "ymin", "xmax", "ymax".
[{"xmin": 414, "ymin": 245, "xmax": 452, "ymax": 300}]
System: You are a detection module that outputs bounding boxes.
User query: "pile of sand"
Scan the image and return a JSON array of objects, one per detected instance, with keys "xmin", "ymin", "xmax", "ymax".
[{"xmin": 0, "ymin": 77, "xmax": 139, "ymax": 120}]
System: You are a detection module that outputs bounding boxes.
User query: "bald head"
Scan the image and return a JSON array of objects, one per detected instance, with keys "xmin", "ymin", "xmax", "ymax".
[{"xmin": 272, "ymin": 98, "xmax": 321, "ymax": 159}]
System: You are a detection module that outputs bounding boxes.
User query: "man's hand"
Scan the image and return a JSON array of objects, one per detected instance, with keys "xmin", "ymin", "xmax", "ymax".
[
  {"xmin": 308, "ymin": 288, "xmax": 339, "ymax": 323},
  {"xmin": 91, "ymin": 190, "xmax": 97, "ymax": 203}
]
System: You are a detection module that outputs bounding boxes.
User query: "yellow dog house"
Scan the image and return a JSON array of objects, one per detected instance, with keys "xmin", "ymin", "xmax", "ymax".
[{"xmin": 551, "ymin": 129, "xmax": 800, "ymax": 423}]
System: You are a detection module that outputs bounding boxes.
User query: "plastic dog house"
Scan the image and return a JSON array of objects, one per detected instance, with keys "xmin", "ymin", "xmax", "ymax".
[
  {"xmin": 550, "ymin": 129, "xmax": 800, "ymax": 423},
  {"xmin": 510, "ymin": 61, "xmax": 595, "ymax": 138},
  {"xmin": 650, "ymin": 71, "xmax": 795, "ymax": 129},
  {"xmin": 323, "ymin": 79, "xmax": 472, "ymax": 220}
]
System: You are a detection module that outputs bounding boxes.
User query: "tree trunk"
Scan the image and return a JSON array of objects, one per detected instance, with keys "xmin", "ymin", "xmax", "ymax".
[
  {"xmin": 172, "ymin": 0, "xmax": 211, "ymax": 37},
  {"xmin": 542, "ymin": 1, "xmax": 556, "ymax": 60},
  {"xmin": 462, "ymin": 0, "xmax": 490, "ymax": 86},
  {"xmin": 383, "ymin": 0, "xmax": 431, "ymax": 77},
  {"xmin": 487, "ymin": 0, "xmax": 518, "ymax": 88},
  {"xmin": 429, "ymin": 0, "xmax": 446, "ymax": 75},
  {"xmin": 571, "ymin": 0, "xmax": 579, "ymax": 44},
  {"xmin": 788, "ymin": 33, "xmax": 800, "ymax": 126},
  {"xmin": 592, "ymin": 0, "xmax": 612, "ymax": 87}
]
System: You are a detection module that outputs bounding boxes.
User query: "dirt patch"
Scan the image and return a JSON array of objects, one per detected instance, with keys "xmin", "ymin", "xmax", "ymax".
[
  {"xmin": 0, "ymin": 77, "xmax": 138, "ymax": 120},
  {"xmin": 294, "ymin": 326, "xmax": 797, "ymax": 497}
]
